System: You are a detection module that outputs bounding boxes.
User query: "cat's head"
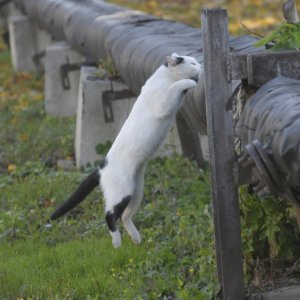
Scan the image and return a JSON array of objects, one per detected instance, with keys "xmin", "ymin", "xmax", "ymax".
[{"xmin": 164, "ymin": 53, "xmax": 203, "ymax": 82}]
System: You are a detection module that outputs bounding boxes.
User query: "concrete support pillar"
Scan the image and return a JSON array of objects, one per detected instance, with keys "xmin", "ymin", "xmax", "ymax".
[
  {"xmin": 33, "ymin": 26, "xmax": 53, "ymax": 73},
  {"xmin": 45, "ymin": 42, "xmax": 84, "ymax": 116},
  {"xmin": 8, "ymin": 13, "xmax": 52, "ymax": 73},
  {"xmin": 6, "ymin": 2, "xmax": 22, "ymax": 18},
  {"xmin": 0, "ymin": 1, "xmax": 22, "ymax": 27},
  {"xmin": 8, "ymin": 15, "xmax": 37, "ymax": 72},
  {"xmin": 75, "ymin": 67, "xmax": 136, "ymax": 167},
  {"xmin": 34, "ymin": 26, "xmax": 53, "ymax": 52}
]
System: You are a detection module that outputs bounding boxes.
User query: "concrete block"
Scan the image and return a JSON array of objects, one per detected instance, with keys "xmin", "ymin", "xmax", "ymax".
[
  {"xmin": 32, "ymin": 26, "xmax": 53, "ymax": 74},
  {"xmin": 34, "ymin": 26, "xmax": 53, "ymax": 52},
  {"xmin": 45, "ymin": 42, "xmax": 84, "ymax": 116},
  {"xmin": 7, "ymin": 8, "xmax": 52, "ymax": 74},
  {"xmin": 6, "ymin": 2, "xmax": 22, "ymax": 18},
  {"xmin": 0, "ymin": 2, "xmax": 22, "ymax": 28},
  {"xmin": 75, "ymin": 67, "xmax": 136, "ymax": 167},
  {"xmin": 8, "ymin": 15, "xmax": 37, "ymax": 72}
]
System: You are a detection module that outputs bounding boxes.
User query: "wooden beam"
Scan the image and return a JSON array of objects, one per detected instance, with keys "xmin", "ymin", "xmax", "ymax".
[
  {"xmin": 230, "ymin": 51, "xmax": 300, "ymax": 86},
  {"xmin": 202, "ymin": 8, "xmax": 245, "ymax": 299},
  {"xmin": 283, "ymin": 0, "xmax": 299, "ymax": 23}
]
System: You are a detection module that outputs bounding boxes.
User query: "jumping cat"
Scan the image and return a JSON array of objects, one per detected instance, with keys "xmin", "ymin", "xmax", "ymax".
[{"xmin": 50, "ymin": 53, "xmax": 203, "ymax": 248}]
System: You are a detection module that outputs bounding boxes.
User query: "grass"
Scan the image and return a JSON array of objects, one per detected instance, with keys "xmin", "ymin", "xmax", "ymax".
[{"xmin": 1, "ymin": 238, "xmax": 150, "ymax": 299}]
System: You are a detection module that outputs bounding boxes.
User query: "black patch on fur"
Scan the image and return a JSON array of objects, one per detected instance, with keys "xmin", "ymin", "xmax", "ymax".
[
  {"xmin": 50, "ymin": 169, "xmax": 100, "ymax": 220},
  {"xmin": 105, "ymin": 196, "xmax": 131, "ymax": 232},
  {"xmin": 164, "ymin": 57, "xmax": 184, "ymax": 67},
  {"xmin": 105, "ymin": 211, "xmax": 117, "ymax": 232},
  {"xmin": 175, "ymin": 57, "xmax": 184, "ymax": 64},
  {"xmin": 114, "ymin": 196, "xmax": 131, "ymax": 220},
  {"xmin": 99, "ymin": 157, "xmax": 108, "ymax": 169}
]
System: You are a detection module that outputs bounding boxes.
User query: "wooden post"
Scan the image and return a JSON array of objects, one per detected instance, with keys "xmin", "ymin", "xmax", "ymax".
[
  {"xmin": 283, "ymin": 0, "xmax": 299, "ymax": 23},
  {"xmin": 201, "ymin": 9, "xmax": 245, "ymax": 299}
]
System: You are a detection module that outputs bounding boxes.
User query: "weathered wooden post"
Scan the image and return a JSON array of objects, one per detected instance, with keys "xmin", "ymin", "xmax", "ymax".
[{"xmin": 201, "ymin": 8, "xmax": 245, "ymax": 299}]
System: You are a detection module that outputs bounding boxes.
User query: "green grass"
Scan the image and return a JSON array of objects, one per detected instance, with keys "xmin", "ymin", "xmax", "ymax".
[{"xmin": 1, "ymin": 238, "xmax": 150, "ymax": 299}]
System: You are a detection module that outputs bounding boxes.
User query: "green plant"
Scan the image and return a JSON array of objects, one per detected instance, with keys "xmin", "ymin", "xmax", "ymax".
[
  {"xmin": 254, "ymin": 22, "xmax": 300, "ymax": 50},
  {"xmin": 98, "ymin": 57, "xmax": 119, "ymax": 78},
  {"xmin": 239, "ymin": 186, "xmax": 300, "ymax": 285}
]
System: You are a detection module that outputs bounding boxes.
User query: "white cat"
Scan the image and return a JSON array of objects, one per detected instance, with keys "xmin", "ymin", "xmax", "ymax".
[{"xmin": 50, "ymin": 53, "xmax": 203, "ymax": 248}]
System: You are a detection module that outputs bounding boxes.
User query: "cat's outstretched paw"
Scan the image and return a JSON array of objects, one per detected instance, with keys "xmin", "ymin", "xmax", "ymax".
[
  {"xmin": 132, "ymin": 235, "xmax": 142, "ymax": 245},
  {"xmin": 183, "ymin": 79, "xmax": 197, "ymax": 89},
  {"xmin": 175, "ymin": 79, "xmax": 197, "ymax": 94}
]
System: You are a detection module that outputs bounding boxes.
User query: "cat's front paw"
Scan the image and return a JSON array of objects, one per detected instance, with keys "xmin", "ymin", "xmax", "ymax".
[
  {"xmin": 185, "ymin": 79, "xmax": 197, "ymax": 89},
  {"xmin": 180, "ymin": 79, "xmax": 197, "ymax": 94}
]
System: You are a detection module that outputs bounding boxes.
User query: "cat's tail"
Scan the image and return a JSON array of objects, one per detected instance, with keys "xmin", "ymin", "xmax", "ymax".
[{"xmin": 50, "ymin": 169, "xmax": 100, "ymax": 220}]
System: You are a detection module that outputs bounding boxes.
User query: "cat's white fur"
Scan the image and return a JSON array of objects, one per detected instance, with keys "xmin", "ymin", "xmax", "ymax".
[{"xmin": 100, "ymin": 53, "xmax": 203, "ymax": 247}]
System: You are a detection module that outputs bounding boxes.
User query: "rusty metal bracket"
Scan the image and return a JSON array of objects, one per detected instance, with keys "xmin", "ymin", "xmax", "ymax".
[
  {"xmin": 102, "ymin": 89, "xmax": 135, "ymax": 123},
  {"xmin": 60, "ymin": 61, "xmax": 82, "ymax": 90},
  {"xmin": 32, "ymin": 50, "xmax": 45, "ymax": 75},
  {"xmin": 238, "ymin": 139, "xmax": 300, "ymax": 206},
  {"xmin": 60, "ymin": 60, "xmax": 97, "ymax": 90}
]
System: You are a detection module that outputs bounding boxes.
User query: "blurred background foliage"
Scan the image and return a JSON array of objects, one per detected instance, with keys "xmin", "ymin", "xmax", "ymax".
[{"xmin": 109, "ymin": 0, "xmax": 300, "ymax": 35}]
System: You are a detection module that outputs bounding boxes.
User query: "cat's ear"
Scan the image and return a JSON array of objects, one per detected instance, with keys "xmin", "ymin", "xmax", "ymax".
[
  {"xmin": 171, "ymin": 52, "xmax": 179, "ymax": 57},
  {"xmin": 165, "ymin": 56, "xmax": 184, "ymax": 67},
  {"xmin": 166, "ymin": 56, "xmax": 177, "ymax": 67}
]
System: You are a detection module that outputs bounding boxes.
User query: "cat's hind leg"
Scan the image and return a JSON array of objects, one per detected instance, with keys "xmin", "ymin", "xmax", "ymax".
[
  {"xmin": 122, "ymin": 167, "xmax": 145, "ymax": 244},
  {"xmin": 122, "ymin": 203, "xmax": 142, "ymax": 245},
  {"xmin": 105, "ymin": 195, "xmax": 131, "ymax": 248}
]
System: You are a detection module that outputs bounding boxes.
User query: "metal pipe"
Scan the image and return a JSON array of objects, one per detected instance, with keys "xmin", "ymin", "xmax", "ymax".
[{"xmin": 236, "ymin": 76, "xmax": 300, "ymax": 206}]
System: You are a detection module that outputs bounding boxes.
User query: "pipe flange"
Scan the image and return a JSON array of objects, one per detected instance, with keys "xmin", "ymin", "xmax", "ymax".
[{"xmin": 240, "ymin": 140, "xmax": 300, "ymax": 206}]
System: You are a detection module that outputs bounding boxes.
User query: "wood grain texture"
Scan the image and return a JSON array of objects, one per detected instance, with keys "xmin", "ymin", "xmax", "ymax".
[{"xmin": 202, "ymin": 8, "xmax": 245, "ymax": 300}]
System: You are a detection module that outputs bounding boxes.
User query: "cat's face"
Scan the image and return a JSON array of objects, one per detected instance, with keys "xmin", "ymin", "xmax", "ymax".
[{"xmin": 166, "ymin": 53, "xmax": 203, "ymax": 82}]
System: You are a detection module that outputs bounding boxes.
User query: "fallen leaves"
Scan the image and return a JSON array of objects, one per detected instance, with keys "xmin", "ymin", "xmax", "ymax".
[
  {"xmin": 108, "ymin": 0, "xmax": 300, "ymax": 35},
  {"xmin": 7, "ymin": 164, "xmax": 16, "ymax": 173}
]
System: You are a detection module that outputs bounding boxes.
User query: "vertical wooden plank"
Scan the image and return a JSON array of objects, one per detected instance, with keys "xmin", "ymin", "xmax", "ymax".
[{"xmin": 201, "ymin": 9, "xmax": 245, "ymax": 299}]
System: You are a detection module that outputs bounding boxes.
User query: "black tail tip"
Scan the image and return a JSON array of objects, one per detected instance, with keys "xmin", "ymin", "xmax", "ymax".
[{"xmin": 50, "ymin": 212, "xmax": 59, "ymax": 221}]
